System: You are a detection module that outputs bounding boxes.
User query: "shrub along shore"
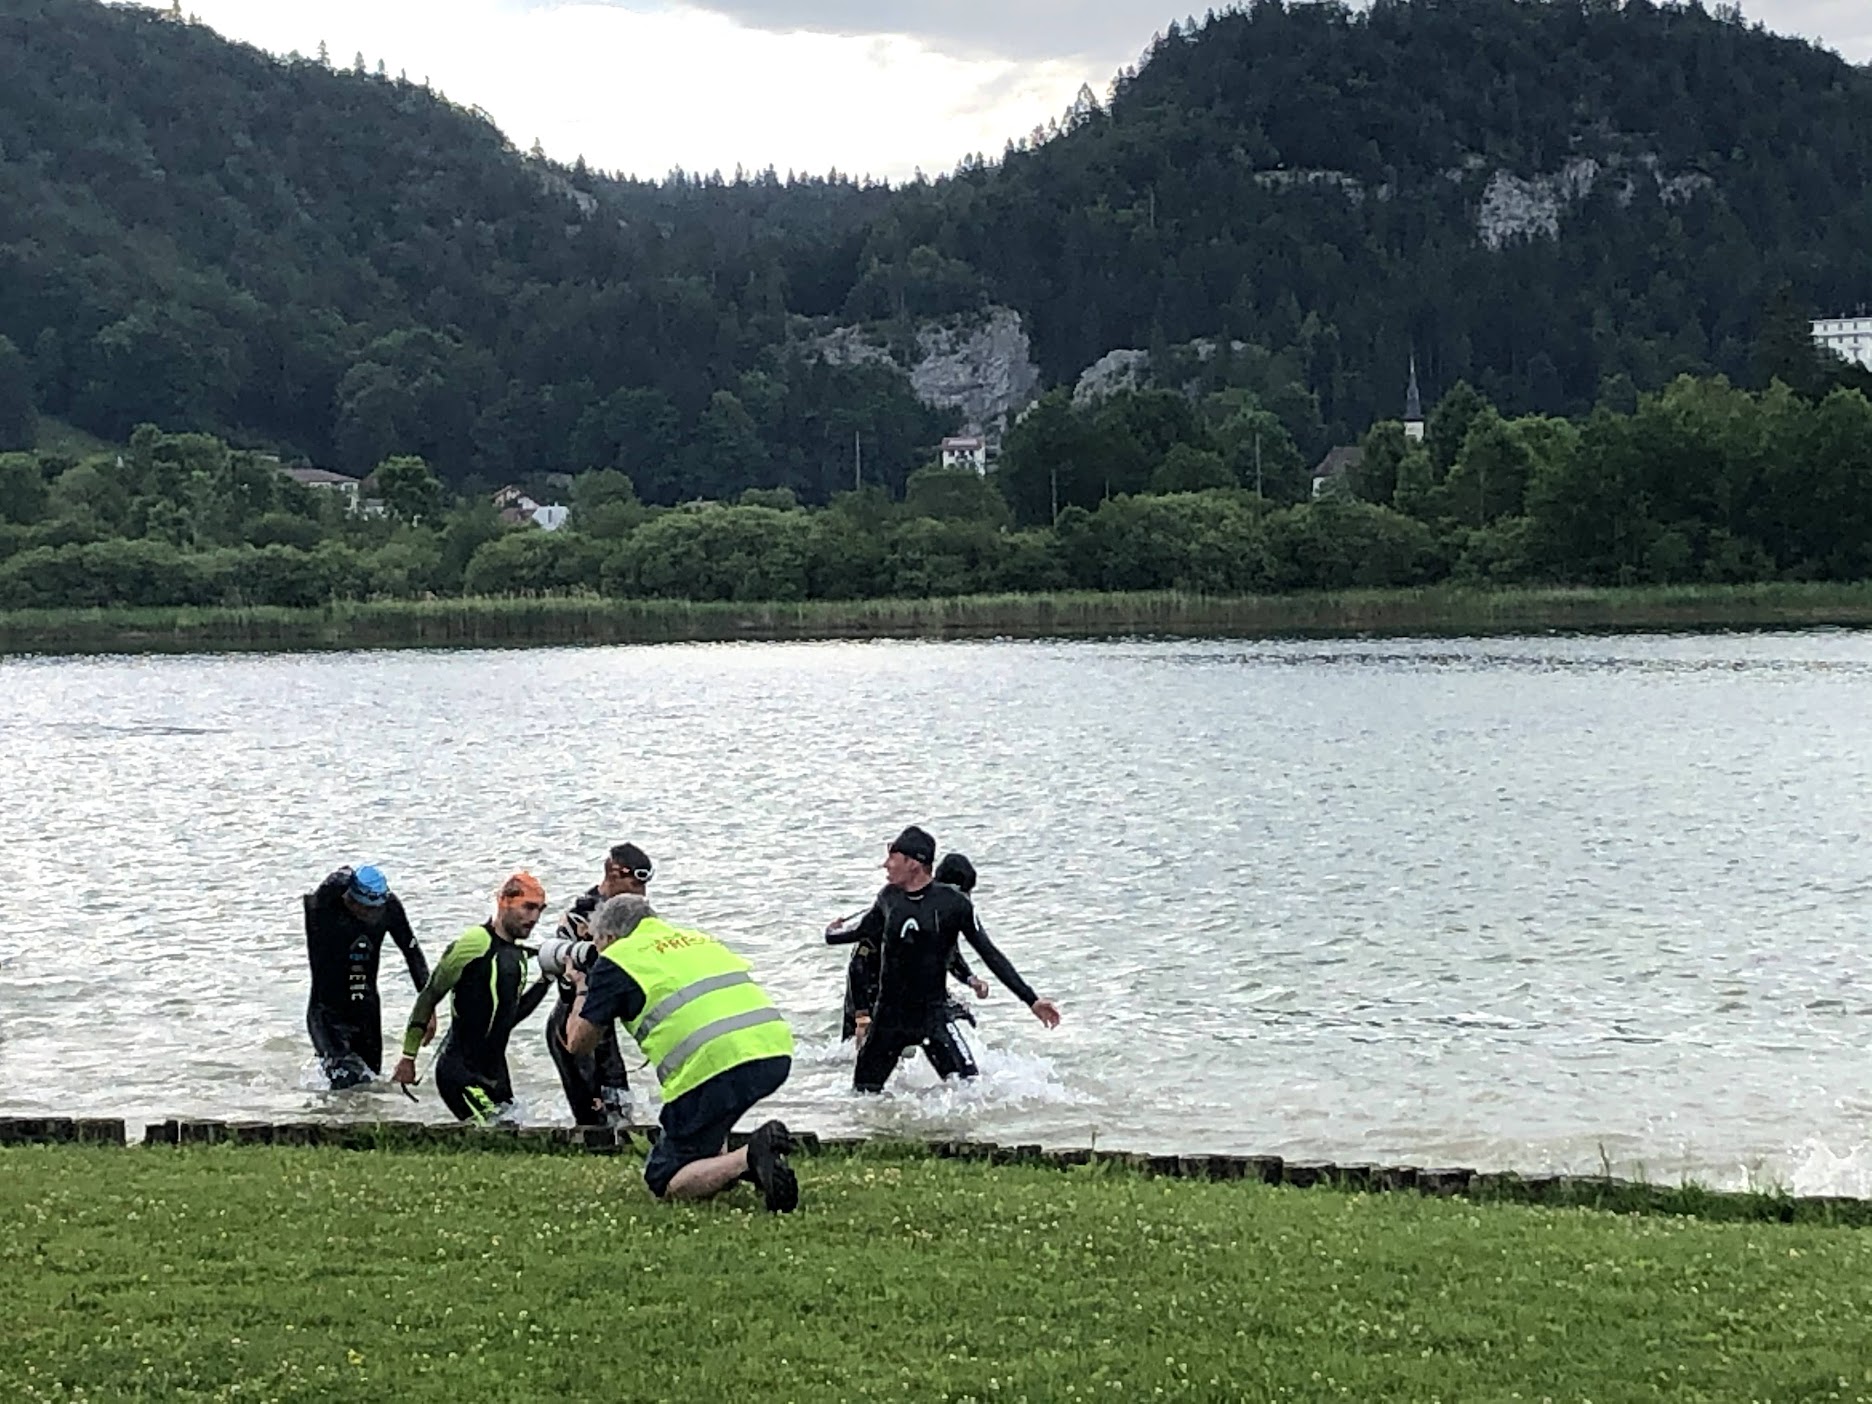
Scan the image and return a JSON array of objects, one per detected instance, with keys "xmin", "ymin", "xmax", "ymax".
[
  {"xmin": 6, "ymin": 580, "xmax": 1872, "ymax": 656},
  {"xmin": 5, "ymin": 1135, "xmax": 1872, "ymax": 1401}
]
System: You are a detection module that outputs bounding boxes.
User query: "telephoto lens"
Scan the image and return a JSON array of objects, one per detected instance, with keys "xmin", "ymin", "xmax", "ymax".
[{"xmin": 534, "ymin": 938, "xmax": 600, "ymax": 978}]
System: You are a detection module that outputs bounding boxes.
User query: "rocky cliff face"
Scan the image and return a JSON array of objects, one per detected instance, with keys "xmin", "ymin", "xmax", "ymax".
[
  {"xmin": 1470, "ymin": 154, "xmax": 1713, "ymax": 250},
  {"xmin": 1243, "ymin": 149, "xmax": 1715, "ymax": 251},
  {"xmin": 814, "ymin": 306, "xmax": 1042, "ymax": 446},
  {"xmin": 1072, "ymin": 348, "xmax": 1153, "ymax": 406}
]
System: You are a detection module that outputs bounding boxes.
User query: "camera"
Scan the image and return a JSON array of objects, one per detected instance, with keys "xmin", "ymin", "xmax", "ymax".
[{"xmin": 534, "ymin": 937, "xmax": 599, "ymax": 979}]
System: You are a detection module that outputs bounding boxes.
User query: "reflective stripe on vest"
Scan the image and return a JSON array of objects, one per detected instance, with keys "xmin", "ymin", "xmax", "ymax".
[
  {"xmin": 605, "ymin": 916, "xmax": 793, "ymax": 1103},
  {"xmin": 636, "ymin": 970, "xmax": 754, "ymax": 1045},
  {"xmin": 654, "ymin": 1006, "xmax": 787, "ymax": 1086}
]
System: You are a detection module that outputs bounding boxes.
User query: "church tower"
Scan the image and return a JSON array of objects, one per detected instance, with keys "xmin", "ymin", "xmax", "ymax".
[{"xmin": 1403, "ymin": 355, "xmax": 1425, "ymax": 442}]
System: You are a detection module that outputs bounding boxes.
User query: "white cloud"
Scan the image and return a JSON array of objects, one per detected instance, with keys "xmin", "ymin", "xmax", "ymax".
[
  {"xmin": 180, "ymin": 0, "xmax": 1102, "ymax": 180},
  {"xmin": 172, "ymin": 0, "xmax": 1871, "ymax": 184},
  {"xmin": 1748, "ymin": 0, "xmax": 1872, "ymax": 61},
  {"xmin": 510, "ymin": 0, "xmax": 1168, "ymax": 63},
  {"xmin": 588, "ymin": 0, "xmax": 1872, "ymax": 65}
]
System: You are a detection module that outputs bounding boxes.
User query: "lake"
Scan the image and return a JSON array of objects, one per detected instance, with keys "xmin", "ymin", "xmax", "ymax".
[{"xmin": 3, "ymin": 632, "xmax": 1871, "ymax": 1193}]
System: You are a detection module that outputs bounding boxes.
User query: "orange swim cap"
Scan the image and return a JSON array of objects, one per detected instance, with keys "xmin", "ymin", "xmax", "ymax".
[{"xmin": 497, "ymin": 870, "xmax": 546, "ymax": 908}]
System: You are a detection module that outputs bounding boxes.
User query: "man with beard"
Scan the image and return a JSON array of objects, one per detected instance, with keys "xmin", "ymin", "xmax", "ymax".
[{"xmin": 391, "ymin": 871, "xmax": 554, "ymax": 1123}]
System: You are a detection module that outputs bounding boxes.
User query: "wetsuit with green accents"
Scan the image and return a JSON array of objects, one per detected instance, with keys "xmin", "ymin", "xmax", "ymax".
[{"xmin": 402, "ymin": 923, "xmax": 551, "ymax": 1123}]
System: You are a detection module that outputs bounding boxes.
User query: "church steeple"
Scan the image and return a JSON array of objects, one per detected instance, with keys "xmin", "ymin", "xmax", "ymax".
[{"xmin": 1403, "ymin": 354, "xmax": 1425, "ymax": 441}]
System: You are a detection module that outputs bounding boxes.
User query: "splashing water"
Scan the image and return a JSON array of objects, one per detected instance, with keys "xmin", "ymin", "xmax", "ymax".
[{"xmin": 1780, "ymin": 1139, "xmax": 1872, "ymax": 1198}]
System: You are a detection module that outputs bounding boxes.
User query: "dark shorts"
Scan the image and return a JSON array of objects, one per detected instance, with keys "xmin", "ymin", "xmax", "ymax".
[
  {"xmin": 643, "ymin": 1055, "xmax": 791, "ymax": 1198},
  {"xmin": 852, "ymin": 1010, "xmax": 977, "ymax": 1093},
  {"xmin": 307, "ymin": 1000, "xmax": 381, "ymax": 1089}
]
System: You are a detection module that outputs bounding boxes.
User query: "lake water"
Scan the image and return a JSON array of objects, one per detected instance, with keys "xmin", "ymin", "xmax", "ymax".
[{"xmin": 4, "ymin": 632, "xmax": 1872, "ymax": 1193}]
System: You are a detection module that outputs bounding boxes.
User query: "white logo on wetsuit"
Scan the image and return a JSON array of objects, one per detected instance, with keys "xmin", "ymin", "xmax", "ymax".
[{"xmin": 894, "ymin": 917, "xmax": 919, "ymax": 943}]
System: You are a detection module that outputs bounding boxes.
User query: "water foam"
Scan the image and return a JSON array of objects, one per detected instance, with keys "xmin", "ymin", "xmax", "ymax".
[{"xmin": 1779, "ymin": 1138, "xmax": 1872, "ymax": 1197}]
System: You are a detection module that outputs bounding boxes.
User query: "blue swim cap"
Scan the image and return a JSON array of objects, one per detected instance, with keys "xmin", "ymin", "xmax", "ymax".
[{"xmin": 347, "ymin": 865, "xmax": 389, "ymax": 907}]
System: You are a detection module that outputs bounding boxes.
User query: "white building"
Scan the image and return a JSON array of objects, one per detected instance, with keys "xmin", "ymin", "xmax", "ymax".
[
  {"xmin": 275, "ymin": 463, "xmax": 383, "ymax": 515},
  {"xmin": 940, "ymin": 435, "xmax": 988, "ymax": 473},
  {"xmin": 1813, "ymin": 316, "xmax": 1872, "ymax": 371},
  {"xmin": 1403, "ymin": 355, "xmax": 1425, "ymax": 443},
  {"xmin": 491, "ymin": 485, "xmax": 569, "ymax": 530},
  {"xmin": 281, "ymin": 466, "xmax": 362, "ymax": 495}
]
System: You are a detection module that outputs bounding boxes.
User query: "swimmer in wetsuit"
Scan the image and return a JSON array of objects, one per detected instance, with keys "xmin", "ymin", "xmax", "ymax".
[
  {"xmin": 391, "ymin": 871, "xmax": 553, "ymax": 1123},
  {"xmin": 828, "ymin": 851, "xmax": 990, "ymax": 1051},
  {"xmin": 829, "ymin": 826, "xmax": 1061, "ymax": 1094},
  {"xmin": 544, "ymin": 843, "xmax": 647, "ymax": 1126},
  {"xmin": 302, "ymin": 865, "xmax": 432, "ymax": 1088}
]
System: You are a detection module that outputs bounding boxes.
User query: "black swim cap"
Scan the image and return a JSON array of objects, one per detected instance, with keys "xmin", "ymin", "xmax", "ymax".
[
  {"xmin": 889, "ymin": 825, "xmax": 936, "ymax": 868},
  {"xmin": 607, "ymin": 843, "xmax": 653, "ymax": 881},
  {"xmin": 934, "ymin": 853, "xmax": 977, "ymax": 893}
]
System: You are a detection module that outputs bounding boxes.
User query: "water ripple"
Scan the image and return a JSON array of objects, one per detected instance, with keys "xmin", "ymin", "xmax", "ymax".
[{"xmin": 4, "ymin": 632, "xmax": 1872, "ymax": 1190}]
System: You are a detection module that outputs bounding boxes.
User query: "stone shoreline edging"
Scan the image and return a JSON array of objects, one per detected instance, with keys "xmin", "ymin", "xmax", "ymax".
[{"xmin": 1, "ymin": 1116, "xmax": 1864, "ymax": 1225}]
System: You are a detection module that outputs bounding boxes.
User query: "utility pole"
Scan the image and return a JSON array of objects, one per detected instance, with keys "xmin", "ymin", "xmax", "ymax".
[{"xmin": 854, "ymin": 430, "xmax": 862, "ymax": 492}]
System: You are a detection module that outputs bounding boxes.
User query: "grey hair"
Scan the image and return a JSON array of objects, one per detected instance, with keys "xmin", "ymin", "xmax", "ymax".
[{"xmin": 590, "ymin": 893, "xmax": 657, "ymax": 943}]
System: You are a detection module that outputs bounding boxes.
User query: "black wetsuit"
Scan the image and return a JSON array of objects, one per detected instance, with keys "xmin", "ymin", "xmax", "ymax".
[
  {"xmin": 829, "ymin": 900, "xmax": 979, "ymax": 1041},
  {"xmin": 829, "ymin": 882, "xmax": 1039, "ymax": 1092},
  {"xmin": 546, "ymin": 887, "xmax": 632, "ymax": 1126},
  {"xmin": 303, "ymin": 870, "xmax": 429, "ymax": 1088},
  {"xmin": 402, "ymin": 923, "xmax": 551, "ymax": 1123}
]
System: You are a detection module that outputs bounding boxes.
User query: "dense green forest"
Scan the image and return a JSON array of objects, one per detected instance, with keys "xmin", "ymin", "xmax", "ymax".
[
  {"xmin": 3, "ymin": 0, "xmax": 1872, "ymax": 508},
  {"xmin": 6, "ymin": 363, "xmax": 1872, "ymax": 609}
]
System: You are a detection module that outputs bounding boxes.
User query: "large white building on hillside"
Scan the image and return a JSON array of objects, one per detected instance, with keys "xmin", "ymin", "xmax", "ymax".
[{"xmin": 1813, "ymin": 316, "xmax": 1872, "ymax": 370}]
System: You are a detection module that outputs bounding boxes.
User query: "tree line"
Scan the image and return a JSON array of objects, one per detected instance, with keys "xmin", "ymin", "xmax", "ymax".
[{"xmin": 5, "ymin": 368, "xmax": 1872, "ymax": 611}]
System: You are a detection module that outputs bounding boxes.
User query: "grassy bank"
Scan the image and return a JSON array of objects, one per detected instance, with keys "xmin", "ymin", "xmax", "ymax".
[
  {"xmin": 5, "ymin": 1144, "xmax": 1872, "ymax": 1401},
  {"xmin": 5, "ymin": 580, "xmax": 1872, "ymax": 655}
]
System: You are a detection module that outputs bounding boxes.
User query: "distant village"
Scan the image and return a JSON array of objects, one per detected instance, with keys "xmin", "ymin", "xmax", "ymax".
[
  {"xmin": 275, "ymin": 465, "xmax": 575, "ymax": 529},
  {"xmin": 268, "ymin": 315, "xmax": 1872, "ymax": 521}
]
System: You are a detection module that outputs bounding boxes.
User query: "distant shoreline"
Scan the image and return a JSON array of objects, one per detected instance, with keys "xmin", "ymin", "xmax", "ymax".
[{"xmin": 4, "ymin": 583, "xmax": 1872, "ymax": 656}]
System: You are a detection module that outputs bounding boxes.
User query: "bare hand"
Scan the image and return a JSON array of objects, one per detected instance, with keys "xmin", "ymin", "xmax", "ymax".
[
  {"xmin": 421, "ymin": 1012, "xmax": 438, "ymax": 1047},
  {"xmin": 969, "ymin": 977, "xmax": 990, "ymax": 999},
  {"xmin": 566, "ymin": 965, "xmax": 588, "ymax": 992},
  {"xmin": 390, "ymin": 1056, "xmax": 419, "ymax": 1086},
  {"xmin": 1030, "ymin": 998, "xmax": 1062, "ymax": 1029}
]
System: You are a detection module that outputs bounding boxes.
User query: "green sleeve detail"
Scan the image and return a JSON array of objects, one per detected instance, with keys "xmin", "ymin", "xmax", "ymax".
[{"xmin": 401, "ymin": 926, "xmax": 491, "ymax": 1057}]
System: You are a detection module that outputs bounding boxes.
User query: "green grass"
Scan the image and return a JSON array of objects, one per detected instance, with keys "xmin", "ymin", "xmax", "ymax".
[
  {"xmin": 8, "ymin": 580, "xmax": 1872, "ymax": 656},
  {"xmin": 5, "ymin": 1145, "xmax": 1872, "ymax": 1401}
]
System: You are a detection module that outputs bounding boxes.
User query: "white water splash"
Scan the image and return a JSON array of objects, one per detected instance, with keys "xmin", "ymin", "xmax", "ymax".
[
  {"xmin": 789, "ymin": 1031, "xmax": 1091, "ymax": 1141},
  {"xmin": 1779, "ymin": 1139, "xmax": 1872, "ymax": 1198}
]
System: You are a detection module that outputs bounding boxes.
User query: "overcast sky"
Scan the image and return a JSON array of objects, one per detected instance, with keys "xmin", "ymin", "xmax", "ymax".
[{"xmin": 167, "ymin": 1, "xmax": 1872, "ymax": 182}]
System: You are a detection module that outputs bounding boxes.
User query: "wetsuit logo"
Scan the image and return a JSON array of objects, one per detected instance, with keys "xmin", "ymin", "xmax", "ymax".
[{"xmin": 348, "ymin": 936, "xmax": 373, "ymax": 1001}]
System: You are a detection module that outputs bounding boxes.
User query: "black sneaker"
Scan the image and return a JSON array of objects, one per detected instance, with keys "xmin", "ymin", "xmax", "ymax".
[{"xmin": 745, "ymin": 1119, "xmax": 799, "ymax": 1213}]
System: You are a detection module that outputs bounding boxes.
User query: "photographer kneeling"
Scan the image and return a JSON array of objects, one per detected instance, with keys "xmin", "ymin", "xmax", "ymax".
[{"xmin": 562, "ymin": 894, "xmax": 799, "ymax": 1212}]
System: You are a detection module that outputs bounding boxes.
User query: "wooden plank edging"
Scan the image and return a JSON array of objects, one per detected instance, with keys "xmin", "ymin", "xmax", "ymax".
[{"xmin": 0, "ymin": 1116, "xmax": 1859, "ymax": 1224}]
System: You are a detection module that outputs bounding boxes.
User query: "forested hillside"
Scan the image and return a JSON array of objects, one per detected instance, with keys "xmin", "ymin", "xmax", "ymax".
[{"xmin": 2, "ymin": 0, "xmax": 1871, "ymax": 500}]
